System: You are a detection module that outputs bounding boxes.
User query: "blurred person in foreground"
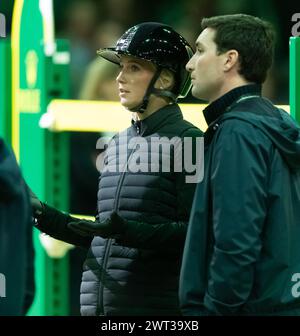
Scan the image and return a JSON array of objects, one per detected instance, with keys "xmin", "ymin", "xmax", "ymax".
[
  {"xmin": 0, "ymin": 139, "xmax": 34, "ymax": 315},
  {"xmin": 30, "ymin": 22, "xmax": 203, "ymax": 316},
  {"xmin": 179, "ymin": 14, "xmax": 300, "ymax": 316}
]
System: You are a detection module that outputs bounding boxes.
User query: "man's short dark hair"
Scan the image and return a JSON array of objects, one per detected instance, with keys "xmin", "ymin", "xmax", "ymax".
[{"xmin": 201, "ymin": 14, "xmax": 275, "ymax": 84}]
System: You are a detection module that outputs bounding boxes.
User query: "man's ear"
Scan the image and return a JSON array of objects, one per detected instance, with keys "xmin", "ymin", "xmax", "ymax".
[
  {"xmin": 223, "ymin": 49, "xmax": 239, "ymax": 72},
  {"xmin": 156, "ymin": 69, "xmax": 175, "ymax": 90}
]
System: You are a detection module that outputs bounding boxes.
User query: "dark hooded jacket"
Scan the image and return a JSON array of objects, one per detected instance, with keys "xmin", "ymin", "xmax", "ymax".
[
  {"xmin": 0, "ymin": 139, "xmax": 34, "ymax": 315},
  {"xmin": 179, "ymin": 84, "xmax": 300, "ymax": 316}
]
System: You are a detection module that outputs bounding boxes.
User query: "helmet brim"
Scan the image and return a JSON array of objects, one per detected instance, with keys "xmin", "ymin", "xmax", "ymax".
[
  {"xmin": 97, "ymin": 48, "xmax": 121, "ymax": 65},
  {"xmin": 97, "ymin": 48, "xmax": 156, "ymax": 67}
]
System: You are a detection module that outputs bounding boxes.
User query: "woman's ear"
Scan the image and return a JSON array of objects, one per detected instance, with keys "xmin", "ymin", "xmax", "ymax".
[{"xmin": 155, "ymin": 69, "xmax": 175, "ymax": 90}]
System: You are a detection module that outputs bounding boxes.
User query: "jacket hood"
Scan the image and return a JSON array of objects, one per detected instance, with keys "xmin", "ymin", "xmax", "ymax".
[{"xmin": 222, "ymin": 98, "xmax": 300, "ymax": 171}]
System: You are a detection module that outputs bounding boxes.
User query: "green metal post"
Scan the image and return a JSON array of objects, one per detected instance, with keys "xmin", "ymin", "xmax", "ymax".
[
  {"xmin": 0, "ymin": 39, "xmax": 11, "ymax": 143},
  {"xmin": 289, "ymin": 37, "xmax": 300, "ymax": 122},
  {"xmin": 43, "ymin": 39, "xmax": 71, "ymax": 316}
]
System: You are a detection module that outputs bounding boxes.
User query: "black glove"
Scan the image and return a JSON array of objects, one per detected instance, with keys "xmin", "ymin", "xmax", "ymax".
[
  {"xmin": 68, "ymin": 211, "xmax": 126, "ymax": 238},
  {"xmin": 26, "ymin": 184, "xmax": 44, "ymax": 217}
]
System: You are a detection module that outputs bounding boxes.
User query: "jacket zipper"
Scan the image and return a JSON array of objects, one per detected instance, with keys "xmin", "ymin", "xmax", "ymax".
[
  {"xmin": 97, "ymin": 132, "xmax": 140, "ymax": 315},
  {"xmin": 113, "ymin": 142, "xmax": 138, "ymax": 210},
  {"xmin": 97, "ymin": 238, "xmax": 112, "ymax": 315}
]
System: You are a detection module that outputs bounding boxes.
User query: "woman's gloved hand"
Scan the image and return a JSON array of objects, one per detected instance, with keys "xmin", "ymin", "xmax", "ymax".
[{"xmin": 68, "ymin": 212, "xmax": 126, "ymax": 238}]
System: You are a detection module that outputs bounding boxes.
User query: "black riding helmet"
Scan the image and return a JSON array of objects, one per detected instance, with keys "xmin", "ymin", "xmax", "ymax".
[{"xmin": 97, "ymin": 22, "xmax": 194, "ymax": 113}]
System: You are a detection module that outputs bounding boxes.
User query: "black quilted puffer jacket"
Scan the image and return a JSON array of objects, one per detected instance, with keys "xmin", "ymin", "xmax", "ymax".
[{"xmin": 36, "ymin": 104, "xmax": 203, "ymax": 316}]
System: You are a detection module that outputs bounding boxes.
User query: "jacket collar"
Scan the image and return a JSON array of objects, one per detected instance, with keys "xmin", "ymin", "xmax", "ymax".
[
  {"xmin": 131, "ymin": 103, "xmax": 183, "ymax": 136},
  {"xmin": 203, "ymin": 84, "xmax": 262, "ymax": 126}
]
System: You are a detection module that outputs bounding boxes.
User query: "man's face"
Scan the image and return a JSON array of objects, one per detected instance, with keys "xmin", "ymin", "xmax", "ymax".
[{"xmin": 186, "ymin": 28, "xmax": 226, "ymax": 103}]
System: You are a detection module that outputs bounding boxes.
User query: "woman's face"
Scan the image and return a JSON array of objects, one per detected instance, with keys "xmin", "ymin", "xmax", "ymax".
[{"xmin": 116, "ymin": 55, "xmax": 156, "ymax": 109}]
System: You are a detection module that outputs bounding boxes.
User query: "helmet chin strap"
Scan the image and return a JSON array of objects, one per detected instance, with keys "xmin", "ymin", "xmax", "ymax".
[{"xmin": 128, "ymin": 68, "xmax": 177, "ymax": 113}]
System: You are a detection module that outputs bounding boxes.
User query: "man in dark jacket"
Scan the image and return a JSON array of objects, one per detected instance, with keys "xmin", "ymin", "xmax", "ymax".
[
  {"xmin": 30, "ymin": 23, "xmax": 203, "ymax": 316},
  {"xmin": 179, "ymin": 14, "xmax": 300, "ymax": 315},
  {"xmin": 0, "ymin": 138, "xmax": 35, "ymax": 315}
]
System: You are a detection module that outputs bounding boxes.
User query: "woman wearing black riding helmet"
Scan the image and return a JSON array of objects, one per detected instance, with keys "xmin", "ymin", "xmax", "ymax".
[
  {"xmin": 97, "ymin": 22, "xmax": 194, "ymax": 114},
  {"xmin": 30, "ymin": 22, "xmax": 203, "ymax": 316}
]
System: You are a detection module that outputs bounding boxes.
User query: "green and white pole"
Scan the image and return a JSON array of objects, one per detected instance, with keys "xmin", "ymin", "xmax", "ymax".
[
  {"xmin": 0, "ymin": 39, "xmax": 11, "ymax": 142},
  {"xmin": 290, "ymin": 37, "xmax": 300, "ymax": 122}
]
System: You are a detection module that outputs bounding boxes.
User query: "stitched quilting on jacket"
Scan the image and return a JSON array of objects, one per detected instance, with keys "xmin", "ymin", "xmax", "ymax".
[{"xmin": 80, "ymin": 103, "xmax": 203, "ymax": 316}]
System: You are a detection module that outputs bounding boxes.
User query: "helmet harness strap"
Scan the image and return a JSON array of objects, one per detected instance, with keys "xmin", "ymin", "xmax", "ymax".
[{"xmin": 128, "ymin": 67, "xmax": 177, "ymax": 113}]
